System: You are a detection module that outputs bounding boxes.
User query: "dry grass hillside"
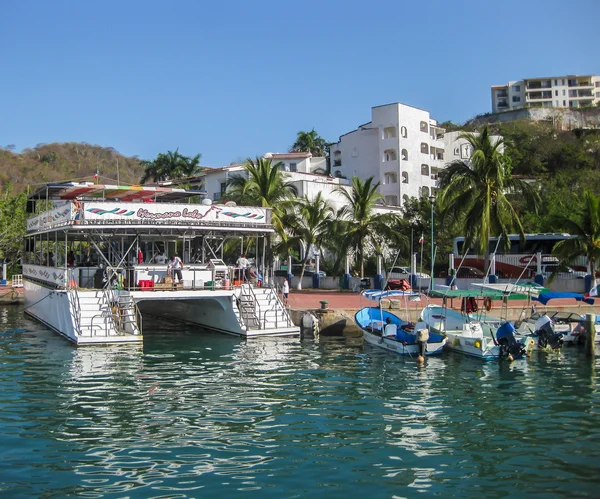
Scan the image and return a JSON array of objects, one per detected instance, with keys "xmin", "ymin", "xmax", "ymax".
[{"xmin": 0, "ymin": 142, "xmax": 145, "ymax": 193}]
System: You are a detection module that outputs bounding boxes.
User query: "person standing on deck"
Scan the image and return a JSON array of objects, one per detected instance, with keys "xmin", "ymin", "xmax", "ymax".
[
  {"xmin": 154, "ymin": 250, "xmax": 167, "ymax": 265},
  {"xmin": 171, "ymin": 253, "xmax": 183, "ymax": 285},
  {"xmin": 137, "ymin": 248, "xmax": 144, "ymax": 264},
  {"xmin": 237, "ymin": 254, "xmax": 249, "ymax": 281}
]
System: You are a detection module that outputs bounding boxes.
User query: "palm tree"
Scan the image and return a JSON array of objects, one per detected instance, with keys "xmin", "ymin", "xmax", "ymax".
[
  {"xmin": 181, "ymin": 153, "xmax": 203, "ymax": 177},
  {"xmin": 226, "ymin": 157, "xmax": 299, "ymax": 272},
  {"xmin": 335, "ymin": 176, "xmax": 400, "ymax": 277},
  {"xmin": 284, "ymin": 192, "xmax": 335, "ymax": 288},
  {"xmin": 437, "ymin": 126, "xmax": 540, "ymax": 273},
  {"xmin": 291, "ymin": 129, "xmax": 328, "ymax": 157},
  {"xmin": 551, "ymin": 191, "xmax": 600, "ymax": 287}
]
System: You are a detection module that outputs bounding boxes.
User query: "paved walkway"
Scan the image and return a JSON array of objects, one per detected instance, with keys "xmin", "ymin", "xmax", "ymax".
[{"xmin": 287, "ymin": 289, "xmax": 600, "ymax": 315}]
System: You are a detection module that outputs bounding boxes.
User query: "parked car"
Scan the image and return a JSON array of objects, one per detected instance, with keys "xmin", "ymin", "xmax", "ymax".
[
  {"xmin": 537, "ymin": 264, "xmax": 586, "ymax": 279},
  {"xmin": 387, "ymin": 266, "xmax": 430, "ymax": 280},
  {"xmin": 274, "ymin": 265, "xmax": 326, "ymax": 277},
  {"xmin": 455, "ymin": 266, "xmax": 485, "ymax": 279}
]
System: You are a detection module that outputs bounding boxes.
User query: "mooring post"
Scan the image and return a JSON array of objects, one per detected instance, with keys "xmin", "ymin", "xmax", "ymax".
[{"xmin": 586, "ymin": 313, "xmax": 595, "ymax": 358}]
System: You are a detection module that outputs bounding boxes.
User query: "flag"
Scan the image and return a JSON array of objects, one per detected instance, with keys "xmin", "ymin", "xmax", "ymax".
[
  {"xmin": 586, "ymin": 285, "xmax": 598, "ymax": 298},
  {"xmin": 418, "ymin": 234, "xmax": 424, "ymax": 244},
  {"xmin": 93, "ymin": 169, "xmax": 99, "ymax": 180}
]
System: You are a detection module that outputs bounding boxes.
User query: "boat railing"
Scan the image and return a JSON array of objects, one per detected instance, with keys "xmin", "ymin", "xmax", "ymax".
[
  {"xmin": 67, "ymin": 269, "xmax": 83, "ymax": 336},
  {"xmin": 264, "ymin": 285, "xmax": 294, "ymax": 328}
]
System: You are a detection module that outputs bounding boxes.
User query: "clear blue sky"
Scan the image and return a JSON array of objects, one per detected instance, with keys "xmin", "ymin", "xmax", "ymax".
[{"xmin": 2, "ymin": 0, "xmax": 599, "ymax": 167}]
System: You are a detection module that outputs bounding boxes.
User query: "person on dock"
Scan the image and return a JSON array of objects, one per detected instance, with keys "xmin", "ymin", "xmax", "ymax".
[{"xmin": 282, "ymin": 277, "xmax": 290, "ymax": 306}]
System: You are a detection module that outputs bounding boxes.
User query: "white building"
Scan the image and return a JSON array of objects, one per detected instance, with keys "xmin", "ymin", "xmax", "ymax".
[
  {"xmin": 200, "ymin": 153, "xmax": 355, "ymax": 212},
  {"xmin": 491, "ymin": 74, "xmax": 600, "ymax": 113},
  {"xmin": 329, "ymin": 102, "xmax": 486, "ymax": 208}
]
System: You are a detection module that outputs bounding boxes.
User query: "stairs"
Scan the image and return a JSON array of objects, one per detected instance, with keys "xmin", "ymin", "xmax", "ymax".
[
  {"xmin": 235, "ymin": 285, "xmax": 296, "ymax": 334},
  {"xmin": 72, "ymin": 289, "xmax": 141, "ymax": 338}
]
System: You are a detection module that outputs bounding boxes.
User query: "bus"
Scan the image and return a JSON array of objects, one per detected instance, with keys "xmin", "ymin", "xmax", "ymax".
[{"xmin": 452, "ymin": 233, "xmax": 586, "ymax": 278}]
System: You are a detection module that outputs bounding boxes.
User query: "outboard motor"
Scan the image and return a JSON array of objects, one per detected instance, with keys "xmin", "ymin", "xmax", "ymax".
[
  {"xmin": 496, "ymin": 322, "xmax": 526, "ymax": 360},
  {"xmin": 534, "ymin": 314, "xmax": 564, "ymax": 350}
]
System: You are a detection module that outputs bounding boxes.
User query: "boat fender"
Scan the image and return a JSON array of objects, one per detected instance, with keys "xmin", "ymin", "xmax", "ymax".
[
  {"xmin": 474, "ymin": 339, "xmax": 482, "ymax": 349},
  {"xmin": 483, "ymin": 297, "xmax": 492, "ymax": 312}
]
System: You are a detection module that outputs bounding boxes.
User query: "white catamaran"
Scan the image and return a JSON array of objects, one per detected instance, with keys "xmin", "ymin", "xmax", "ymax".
[{"xmin": 23, "ymin": 182, "xmax": 299, "ymax": 345}]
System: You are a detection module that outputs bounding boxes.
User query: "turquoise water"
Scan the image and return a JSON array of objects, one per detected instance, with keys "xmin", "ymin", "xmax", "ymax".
[{"xmin": 1, "ymin": 305, "xmax": 600, "ymax": 498}]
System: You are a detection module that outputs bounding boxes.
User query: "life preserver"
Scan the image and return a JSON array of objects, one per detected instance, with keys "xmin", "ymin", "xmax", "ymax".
[{"xmin": 483, "ymin": 296, "xmax": 492, "ymax": 312}]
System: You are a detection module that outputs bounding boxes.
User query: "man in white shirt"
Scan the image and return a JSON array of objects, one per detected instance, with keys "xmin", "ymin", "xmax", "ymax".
[
  {"xmin": 170, "ymin": 253, "xmax": 183, "ymax": 284},
  {"xmin": 154, "ymin": 250, "xmax": 167, "ymax": 265},
  {"xmin": 237, "ymin": 254, "xmax": 249, "ymax": 281}
]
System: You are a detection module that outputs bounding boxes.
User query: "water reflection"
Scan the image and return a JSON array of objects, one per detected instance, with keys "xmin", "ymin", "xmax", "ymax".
[{"xmin": 1, "ymin": 307, "xmax": 600, "ymax": 498}]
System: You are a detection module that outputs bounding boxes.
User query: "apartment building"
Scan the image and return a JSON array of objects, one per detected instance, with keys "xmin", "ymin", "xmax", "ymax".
[
  {"xmin": 328, "ymin": 102, "xmax": 483, "ymax": 208},
  {"xmin": 491, "ymin": 74, "xmax": 600, "ymax": 113}
]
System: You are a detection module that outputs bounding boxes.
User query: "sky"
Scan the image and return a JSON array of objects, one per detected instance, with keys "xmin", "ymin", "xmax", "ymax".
[{"xmin": 1, "ymin": 0, "xmax": 599, "ymax": 167}]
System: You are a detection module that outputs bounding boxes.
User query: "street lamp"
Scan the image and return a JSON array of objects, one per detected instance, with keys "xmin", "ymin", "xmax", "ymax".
[{"xmin": 429, "ymin": 195, "xmax": 435, "ymax": 292}]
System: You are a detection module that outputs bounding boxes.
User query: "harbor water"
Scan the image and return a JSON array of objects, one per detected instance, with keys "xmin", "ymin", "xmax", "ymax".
[{"xmin": 1, "ymin": 304, "xmax": 600, "ymax": 498}]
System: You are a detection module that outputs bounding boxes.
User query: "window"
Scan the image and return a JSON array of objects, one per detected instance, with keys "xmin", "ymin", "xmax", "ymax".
[
  {"xmin": 385, "ymin": 195, "xmax": 398, "ymax": 206},
  {"xmin": 454, "ymin": 147, "xmax": 460, "ymax": 155},
  {"xmin": 383, "ymin": 126, "xmax": 397, "ymax": 139},
  {"xmin": 555, "ymin": 90, "xmax": 558, "ymax": 96},
  {"xmin": 384, "ymin": 173, "xmax": 397, "ymax": 184},
  {"xmin": 420, "ymin": 121, "xmax": 428, "ymax": 133},
  {"xmin": 563, "ymin": 100, "xmax": 566, "ymax": 106},
  {"xmin": 289, "ymin": 162, "xmax": 297, "ymax": 172},
  {"xmin": 596, "ymin": 82, "xmax": 600, "ymax": 88},
  {"xmin": 220, "ymin": 182, "xmax": 227, "ymax": 195},
  {"xmin": 512, "ymin": 96, "xmax": 521, "ymax": 102},
  {"xmin": 556, "ymin": 101, "xmax": 559, "ymax": 106},
  {"xmin": 400, "ymin": 126, "xmax": 407, "ymax": 138},
  {"xmin": 554, "ymin": 80, "xmax": 557, "ymax": 86},
  {"xmin": 402, "ymin": 172, "xmax": 408, "ymax": 183},
  {"xmin": 514, "ymin": 85, "xmax": 521, "ymax": 92},
  {"xmin": 401, "ymin": 149, "xmax": 408, "ymax": 160},
  {"xmin": 596, "ymin": 92, "xmax": 600, "ymax": 98},
  {"xmin": 562, "ymin": 89, "xmax": 566, "ymax": 96},
  {"xmin": 421, "ymin": 186, "xmax": 430, "ymax": 198},
  {"xmin": 562, "ymin": 79, "xmax": 565, "ymax": 85},
  {"xmin": 421, "ymin": 164, "xmax": 429, "ymax": 176},
  {"xmin": 384, "ymin": 149, "xmax": 397, "ymax": 162},
  {"xmin": 421, "ymin": 143, "xmax": 429, "ymax": 154}
]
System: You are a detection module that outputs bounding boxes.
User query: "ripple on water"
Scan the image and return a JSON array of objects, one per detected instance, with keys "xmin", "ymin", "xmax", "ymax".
[{"xmin": 1, "ymin": 309, "xmax": 600, "ymax": 497}]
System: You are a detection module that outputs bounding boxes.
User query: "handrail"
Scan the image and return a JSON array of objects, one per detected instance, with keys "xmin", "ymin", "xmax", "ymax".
[{"xmin": 66, "ymin": 269, "xmax": 82, "ymax": 335}]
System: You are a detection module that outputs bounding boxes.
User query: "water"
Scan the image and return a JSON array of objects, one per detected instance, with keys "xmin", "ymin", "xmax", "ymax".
[{"xmin": 1, "ymin": 305, "xmax": 600, "ymax": 498}]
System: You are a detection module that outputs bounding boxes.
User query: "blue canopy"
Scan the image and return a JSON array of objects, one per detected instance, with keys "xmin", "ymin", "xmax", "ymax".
[{"xmin": 533, "ymin": 292, "xmax": 594, "ymax": 305}]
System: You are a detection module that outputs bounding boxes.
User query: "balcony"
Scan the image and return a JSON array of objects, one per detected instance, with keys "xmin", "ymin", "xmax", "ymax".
[
  {"xmin": 496, "ymin": 92, "xmax": 508, "ymax": 98},
  {"xmin": 568, "ymin": 80, "xmax": 593, "ymax": 88},
  {"xmin": 497, "ymin": 101, "xmax": 508, "ymax": 108},
  {"xmin": 527, "ymin": 91, "xmax": 552, "ymax": 100},
  {"xmin": 527, "ymin": 81, "xmax": 552, "ymax": 90}
]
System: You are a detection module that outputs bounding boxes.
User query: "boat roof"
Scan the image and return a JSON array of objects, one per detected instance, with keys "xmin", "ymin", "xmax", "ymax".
[
  {"xmin": 533, "ymin": 292, "xmax": 594, "ymax": 305},
  {"xmin": 472, "ymin": 282, "xmax": 547, "ymax": 297},
  {"xmin": 429, "ymin": 288, "xmax": 506, "ymax": 299},
  {"xmin": 361, "ymin": 289, "xmax": 421, "ymax": 302},
  {"xmin": 28, "ymin": 182, "xmax": 204, "ymax": 203}
]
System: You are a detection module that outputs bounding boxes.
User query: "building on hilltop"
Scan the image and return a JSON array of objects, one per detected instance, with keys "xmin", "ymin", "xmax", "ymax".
[
  {"xmin": 491, "ymin": 75, "xmax": 600, "ymax": 113},
  {"xmin": 329, "ymin": 102, "xmax": 492, "ymax": 208}
]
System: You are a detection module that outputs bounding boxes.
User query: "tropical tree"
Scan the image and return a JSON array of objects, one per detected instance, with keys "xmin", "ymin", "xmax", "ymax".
[
  {"xmin": 140, "ymin": 149, "xmax": 203, "ymax": 184},
  {"xmin": 335, "ymin": 176, "xmax": 401, "ymax": 277},
  {"xmin": 0, "ymin": 186, "xmax": 27, "ymax": 270},
  {"xmin": 226, "ymin": 157, "xmax": 299, "ymax": 272},
  {"xmin": 283, "ymin": 192, "xmax": 335, "ymax": 288},
  {"xmin": 290, "ymin": 129, "xmax": 328, "ymax": 157},
  {"xmin": 551, "ymin": 191, "xmax": 600, "ymax": 286},
  {"xmin": 437, "ymin": 126, "xmax": 540, "ymax": 273}
]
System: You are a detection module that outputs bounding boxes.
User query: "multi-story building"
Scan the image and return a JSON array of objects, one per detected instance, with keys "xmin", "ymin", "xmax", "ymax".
[
  {"xmin": 491, "ymin": 75, "xmax": 600, "ymax": 113},
  {"xmin": 328, "ymin": 102, "xmax": 484, "ymax": 208},
  {"xmin": 199, "ymin": 152, "xmax": 355, "ymax": 212}
]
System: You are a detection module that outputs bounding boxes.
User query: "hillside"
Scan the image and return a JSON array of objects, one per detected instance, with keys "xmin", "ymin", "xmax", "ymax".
[{"xmin": 0, "ymin": 142, "xmax": 146, "ymax": 193}]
